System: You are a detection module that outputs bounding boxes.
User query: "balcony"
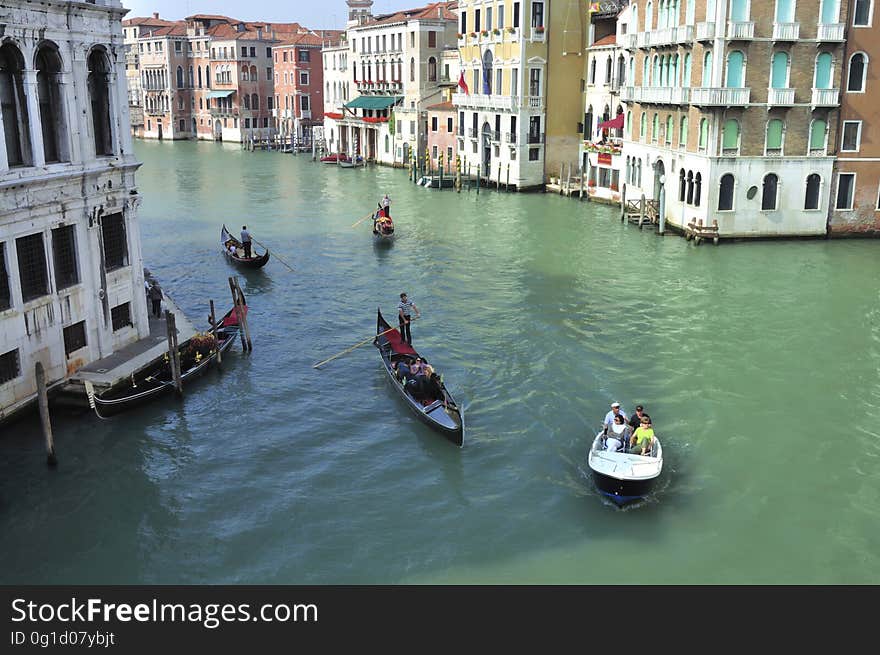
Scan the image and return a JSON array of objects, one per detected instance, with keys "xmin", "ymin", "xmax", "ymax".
[
  {"xmin": 727, "ymin": 21, "xmax": 755, "ymax": 40},
  {"xmin": 452, "ymin": 92, "xmax": 516, "ymax": 111},
  {"xmin": 772, "ymin": 22, "xmax": 800, "ymax": 41},
  {"xmin": 817, "ymin": 23, "xmax": 845, "ymax": 41},
  {"xmin": 526, "ymin": 132, "xmax": 544, "ymax": 144},
  {"xmin": 650, "ymin": 28, "xmax": 676, "ymax": 47},
  {"xmin": 625, "ymin": 86, "xmax": 690, "ymax": 105},
  {"xmin": 210, "ymin": 108, "xmax": 239, "ymax": 117},
  {"xmin": 767, "ymin": 88, "xmax": 795, "ymax": 106},
  {"xmin": 636, "ymin": 32, "xmax": 650, "ymax": 48},
  {"xmin": 526, "ymin": 95, "xmax": 544, "ymax": 109},
  {"xmin": 690, "ymin": 87, "xmax": 750, "ymax": 106},
  {"xmin": 621, "ymin": 86, "xmax": 637, "ymax": 102},
  {"xmin": 675, "ymin": 25, "xmax": 695, "ymax": 43},
  {"xmin": 488, "ymin": 130, "xmax": 500, "ymax": 142},
  {"xmin": 696, "ymin": 22, "xmax": 716, "ymax": 41},
  {"xmin": 300, "ymin": 110, "xmax": 312, "ymax": 119},
  {"xmin": 811, "ymin": 87, "xmax": 839, "ymax": 106},
  {"xmin": 624, "ymin": 33, "xmax": 638, "ymax": 50},
  {"xmin": 530, "ymin": 27, "xmax": 546, "ymax": 42},
  {"xmin": 468, "ymin": 127, "xmax": 478, "ymax": 138},
  {"xmin": 506, "ymin": 132, "xmax": 517, "ymax": 144}
]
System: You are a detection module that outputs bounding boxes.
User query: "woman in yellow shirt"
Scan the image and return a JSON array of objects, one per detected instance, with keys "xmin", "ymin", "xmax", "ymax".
[{"xmin": 629, "ymin": 416, "xmax": 655, "ymax": 456}]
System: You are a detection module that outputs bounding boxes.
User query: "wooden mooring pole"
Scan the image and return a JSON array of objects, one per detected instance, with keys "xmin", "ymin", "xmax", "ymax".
[
  {"xmin": 228, "ymin": 276, "xmax": 252, "ymax": 351},
  {"xmin": 209, "ymin": 299, "xmax": 221, "ymax": 367},
  {"xmin": 35, "ymin": 362, "xmax": 57, "ymax": 467},
  {"xmin": 165, "ymin": 310, "xmax": 183, "ymax": 396}
]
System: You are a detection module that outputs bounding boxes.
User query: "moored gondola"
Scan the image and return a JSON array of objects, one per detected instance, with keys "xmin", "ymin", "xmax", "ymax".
[
  {"xmin": 90, "ymin": 304, "xmax": 243, "ymax": 418},
  {"xmin": 373, "ymin": 308, "xmax": 463, "ymax": 446},
  {"xmin": 221, "ymin": 225, "xmax": 270, "ymax": 269}
]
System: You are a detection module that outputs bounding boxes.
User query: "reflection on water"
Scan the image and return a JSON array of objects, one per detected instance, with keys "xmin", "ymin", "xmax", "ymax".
[{"xmin": 1, "ymin": 140, "xmax": 879, "ymax": 584}]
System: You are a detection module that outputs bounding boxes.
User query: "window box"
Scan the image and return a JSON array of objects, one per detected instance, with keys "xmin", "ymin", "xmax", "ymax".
[
  {"xmin": 506, "ymin": 27, "xmax": 516, "ymax": 33},
  {"xmin": 492, "ymin": 28, "xmax": 501, "ymax": 35},
  {"xmin": 480, "ymin": 30, "xmax": 489, "ymax": 37},
  {"xmin": 457, "ymin": 33, "xmax": 463, "ymax": 39},
  {"xmin": 535, "ymin": 26, "xmax": 545, "ymax": 33},
  {"xmin": 469, "ymin": 32, "xmax": 477, "ymax": 38}
]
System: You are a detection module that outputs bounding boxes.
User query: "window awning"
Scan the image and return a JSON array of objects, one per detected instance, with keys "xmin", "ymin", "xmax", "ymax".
[
  {"xmin": 207, "ymin": 90, "xmax": 235, "ymax": 99},
  {"xmin": 344, "ymin": 95, "xmax": 402, "ymax": 110}
]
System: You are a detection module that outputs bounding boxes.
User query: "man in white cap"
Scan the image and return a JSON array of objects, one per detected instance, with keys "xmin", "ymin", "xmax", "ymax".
[{"xmin": 603, "ymin": 402, "xmax": 628, "ymax": 431}]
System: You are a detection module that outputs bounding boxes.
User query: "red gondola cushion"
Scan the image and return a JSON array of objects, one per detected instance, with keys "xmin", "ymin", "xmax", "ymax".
[{"xmin": 384, "ymin": 326, "xmax": 417, "ymax": 355}]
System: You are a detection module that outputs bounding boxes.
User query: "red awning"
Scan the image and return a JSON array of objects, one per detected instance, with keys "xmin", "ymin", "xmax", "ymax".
[{"xmin": 597, "ymin": 113, "xmax": 624, "ymax": 130}]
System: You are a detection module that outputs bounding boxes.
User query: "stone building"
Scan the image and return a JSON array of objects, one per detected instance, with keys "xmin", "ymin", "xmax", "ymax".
[
  {"xmin": 122, "ymin": 13, "xmax": 176, "ymax": 137},
  {"xmin": 272, "ymin": 33, "xmax": 327, "ymax": 147},
  {"xmin": 829, "ymin": 0, "xmax": 880, "ymax": 235},
  {"xmin": 0, "ymin": 0, "xmax": 149, "ymax": 419},
  {"xmin": 426, "ymin": 96, "xmax": 458, "ymax": 173},
  {"xmin": 322, "ymin": 0, "xmax": 458, "ymax": 166},
  {"xmin": 454, "ymin": 0, "xmax": 586, "ymax": 190},
  {"xmin": 621, "ymin": 0, "xmax": 846, "ymax": 237}
]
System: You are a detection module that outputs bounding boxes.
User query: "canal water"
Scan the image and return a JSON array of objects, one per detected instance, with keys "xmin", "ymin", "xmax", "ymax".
[{"xmin": 2, "ymin": 140, "xmax": 879, "ymax": 584}]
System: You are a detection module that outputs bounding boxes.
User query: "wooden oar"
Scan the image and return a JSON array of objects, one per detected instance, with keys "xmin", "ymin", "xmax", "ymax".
[
  {"xmin": 351, "ymin": 210, "xmax": 377, "ymax": 228},
  {"xmin": 251, "ymin": 238, "xmax": 295, "ymax": 272},
  {"xmin": 312, "ymin": 319, "xmax": 416, "ymax": 369}
]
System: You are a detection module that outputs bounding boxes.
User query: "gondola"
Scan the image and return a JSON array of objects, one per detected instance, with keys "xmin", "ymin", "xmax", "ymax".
[
  {"xmin": 90, "ymin": 303, "xmax": 244, "ymax": 418},
  {"xmin": 373, "ymin": 308, "xmax": 463, "ymax": 446},
  {"xmin": 372, "ymin": 211, "xmax": 395, "ymax": 243},
  {"xmin": 320, "ymin": 153, "xmax": 349, "ymax": 164},
  {"xmin": 587, "ymin": 430, "xmax": 663, "ymax": 506},
  {"xmin": 221, "ymin": 225, "xmax": 270, "ymax": 269}
]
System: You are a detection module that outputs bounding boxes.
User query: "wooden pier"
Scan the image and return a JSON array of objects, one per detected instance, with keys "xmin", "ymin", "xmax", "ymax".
[
  {"xmin": 622, "ymin": 197, "xmax": 660, "ymax": 229},
  {"xmin": 684, "ymin": 219, "xmax": 721, "ymax": 245}
]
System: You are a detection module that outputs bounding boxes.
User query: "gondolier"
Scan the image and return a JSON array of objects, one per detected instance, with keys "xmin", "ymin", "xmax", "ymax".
[
  {"xmin": 397, "ymin": 292, "xmax": 420, "ymax": 345},
  {"xmin": 382, "ymin": 193, "xmax": 391, "ymax": 218},
  {"xmin": 241, "ymin": 225, "xmax": 252, "ymax": 258}
]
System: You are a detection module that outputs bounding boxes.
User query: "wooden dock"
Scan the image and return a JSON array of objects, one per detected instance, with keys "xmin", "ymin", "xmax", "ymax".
[{"xmin": 622, "ymin": 197, "xmax": 660, "ymax": 229}]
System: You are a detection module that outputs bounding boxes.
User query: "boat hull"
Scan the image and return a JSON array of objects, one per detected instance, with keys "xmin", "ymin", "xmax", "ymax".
[
  {"xmin": 591, "ymin": 470, "xmax": 658, "ymax": 505},
  {"xmin": 221, "ymin": 224, "xmax": 270, "ymax": 269},
  {"xmin": 587, "ymin": 433, "xmax": 663, "ymax": 506}
]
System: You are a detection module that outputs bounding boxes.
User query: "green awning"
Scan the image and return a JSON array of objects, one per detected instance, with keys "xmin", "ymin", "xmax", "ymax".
[
  {"xmin": 344, "ymin": 95, "xmax": 402, "ymax": 110},
  {"xmin": 207, "ymin": 90, "xmax": 235, "ymax": 99}
]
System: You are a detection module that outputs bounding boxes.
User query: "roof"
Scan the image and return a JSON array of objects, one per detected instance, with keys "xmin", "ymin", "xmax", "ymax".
[
  {"xmin": 355, "ymin": 1, "xmax": 457, "ymax": 29},
  {"xmin": 591, "ymin": 34, "xmax": 617, "ymax": 47},
  {"xmin": 426, "ymin": 100, "xmax": 454, "ymax": 111},
  {"xmin": 123, "ymin": 16, "xmax": 177, "ymax": 27},
  {"xmin": 147, "ymin": 25, "xmax": 189, "ymax": 37},
  {"xmin": 345, "ymin": 95, "xmax": 403, "ymax": 110},
  {"xmin": 273, "ymin": 33, "xmax": 326, "ymax": 48}
]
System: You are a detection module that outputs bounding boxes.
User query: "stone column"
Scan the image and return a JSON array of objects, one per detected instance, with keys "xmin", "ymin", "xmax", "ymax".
[
  {"xmin": 22, "ymin": 70, "xmax": 46, "ymax": 167},
  {"xmin": 0, "ymin": 105, "xmax": 8, "ymax": 171}
]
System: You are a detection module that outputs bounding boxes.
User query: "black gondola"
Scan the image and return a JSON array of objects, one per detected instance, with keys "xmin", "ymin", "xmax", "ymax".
[
  {"xmin": 372, "ymin": 211, "xmax": 395, "ymax": 243},
  {"xmin": 221, "ymin": 224, "xmax": 270, "ymax": 269},
  {"xmin": 373, "ymin": 308, "xmax": 463, "ymax": 446},
  {"xmin": 90, "ymin": 304, "xmax": 243, "ymax": 418}
]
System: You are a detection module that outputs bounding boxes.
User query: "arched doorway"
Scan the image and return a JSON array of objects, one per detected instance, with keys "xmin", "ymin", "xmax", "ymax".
[
  {"xmin": 653, "ymin": 158, "xmax": 665, "ymax": 200},
  {"xmin": 213, "ymin": 120, "xmax": 222, "ymax": 141},
  {"xmin": 191, "ymin": 117, "xmax": 196, "ymax": 137},
  {"xmin": 157, "ymin": 122, "xmax": 163, "ymax": 140},
  {"xmin": 481, "ymin": 121, "xmax": 492, "ymax": 178}
]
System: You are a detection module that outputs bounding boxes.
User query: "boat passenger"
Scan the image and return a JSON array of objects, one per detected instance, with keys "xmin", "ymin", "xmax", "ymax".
[
  {"xmin": 392, "ymin": 359, "xmax": 411, "ymax": 382},
  {"xmin": 627, "ymin": 405, "xmax": 647, "ymax": 431},
  {"xmin": 604, "ymin": 414, "xmax": 632, "ymax": 453},
  {"xmin": 227, "ymin": 242, "xmax": 238, "ymax": 256},
  {"xmin": 409, "ymin": 357, "xmax": 427, "ymax": 378},
  {"xmin": 603, "ymin": 402, "xmax": 628, "ymax": 430},
  {"xmin": 629, "ymin": 417, "xmax": 655, "ymax": 456}
]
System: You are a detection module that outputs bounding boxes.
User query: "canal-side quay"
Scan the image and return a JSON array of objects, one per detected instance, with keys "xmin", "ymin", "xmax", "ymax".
[{"xmin": 1, "ymin": 139, "xmax": 879, "ymax": 584}]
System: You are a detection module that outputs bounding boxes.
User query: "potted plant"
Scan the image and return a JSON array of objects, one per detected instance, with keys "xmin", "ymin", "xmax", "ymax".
[
  {"xmin": 506, "ymin": 26, "xmax": 515, "ymax": 33},
  {"xmin": 469, "ymin": 31, "xmax": 477, "ymax": 38},
  {"xmin": 609, "ymin": 183, "xmax": 619, "ymax": 191},
  {"xmin": 587, "ymin": 179, "xmax": 596, "ymax": 187},
  {"xmin": 481, "ymin": 29, "xmax": 489, "ymax": 37},
  {"xmin": 492, "ymin": 28, "xmax": 501, "ymax": 35},
  {"xmin": 535, "ymin": 25, "xmax": 545, "ymax": 33},
  {"xmin": 457, "ymin": 32, "xmax": 463, "ymax": 39}
]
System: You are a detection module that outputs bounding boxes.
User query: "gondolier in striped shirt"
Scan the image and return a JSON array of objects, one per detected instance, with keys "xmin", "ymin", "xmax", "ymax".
[
  {"xmin": 240, "ymin": 225, "xmax": 252, "ymax": 258},
  {"xmin": 397, "ymin": 292, "xmax": 420, "ymax": 345}
]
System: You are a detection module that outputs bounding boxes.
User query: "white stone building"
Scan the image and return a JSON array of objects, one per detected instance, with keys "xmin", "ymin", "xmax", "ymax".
[
  {"xmin": 0, "ymin": 0, "xmax": 149, "ymax": 419},
  {"xmin": 322, "ymin": 0, "xmax": 458, "ymax": 166}
]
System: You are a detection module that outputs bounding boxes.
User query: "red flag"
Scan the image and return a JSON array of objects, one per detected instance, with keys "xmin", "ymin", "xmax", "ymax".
[{"xmin": 457, "ymin": 71, "xmax": 469, "ymax": 95}]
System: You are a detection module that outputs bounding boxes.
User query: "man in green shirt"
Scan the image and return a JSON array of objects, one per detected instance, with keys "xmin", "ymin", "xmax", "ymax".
[{"xmin": 629, "ymin": 416, "xmax": 655, "ymax": 456}]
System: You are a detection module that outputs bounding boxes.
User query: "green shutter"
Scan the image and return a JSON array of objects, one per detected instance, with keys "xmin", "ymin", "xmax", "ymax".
[
  {"xmin": 699, "ymin": 119, "xmax": 708, "ymax": 148},
  {"xmin": 680, "ymin": 117, "xmax": 688, "ymax": 146},
  {"xmin": 771, "ymin": 52, "xmax": 789, "ymax": 89},
  {"xmin": 810, "ymin": 119, "xmax": 826, "ymax": 150},
  {"xmin": 766, "ymin": 119, "xmax": 784, "ymax": 149},
  {"xmin": 815, "ymin": 53, "xmax": 832, "ymax": 89},
  {"xmin": 726, "ymin": 51, "xmax": 744, "ymax": 88},
  {"xmin": 722, "ymin": 119, "xmax": 739, "ymax": 149}
]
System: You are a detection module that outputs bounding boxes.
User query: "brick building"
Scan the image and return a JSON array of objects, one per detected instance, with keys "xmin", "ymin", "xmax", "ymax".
[{"xmin": 273, "ymin": 33, "xmax": 328, "ymax": 147}]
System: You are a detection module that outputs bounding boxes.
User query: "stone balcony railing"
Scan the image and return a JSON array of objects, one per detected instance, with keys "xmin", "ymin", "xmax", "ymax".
[
  {"xmin": 506, "ymin": 131, "xmax": 517, "ymax": 144},
  {"xmin": 624, "ymin": 33, "xmax": 637, "ymax": 50},
  {"xmin": 649, "ymin": 28, "xmax": 676, "ymax": 47},
  {"xmin": 727, "ymin": 21, "xmax": 755, "ymax": 40},
  {"xmin": 690, "ymin": 87, "xmax": 750, "ymax": 106},
  {"xmin": 675, "ymin": 25, "xmax": 695, "ymax": 43},
  {"xmin": 452, "ymin": 92, "xmax": 515, "ymax": 111},
  {"xmin": 767, "ymin": 88, "xmax": 795, "ymax": 105},
  {"xmin": 696, "ymin": 22, "xmax": 715, "ymax": 40},
  {"xmin": 817, "ymin": 23, "xmax": 845, "ymax": 41},
  {"xmin": 811, "ymin": 87, "xmax": 840, "ymax": 106},
  {"xmin": 772, "ymin": 22, "xmax": 800, "ymax": 40},
  {"xmin": 636, "ymin": 32, "xmax": 650, "ymax": 48},
  {"xmin": 621, "ymin": 86, "xmax": 690, "ymax": 104}
]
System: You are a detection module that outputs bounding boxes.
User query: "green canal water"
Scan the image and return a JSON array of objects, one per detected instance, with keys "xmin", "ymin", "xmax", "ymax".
[{"xmin": 2, "ymin": 140, "xmax": 879, "ymax": 584}]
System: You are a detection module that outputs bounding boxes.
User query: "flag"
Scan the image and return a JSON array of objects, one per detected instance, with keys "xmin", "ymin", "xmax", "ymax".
[{"xmin": 457, "ymin": 71, "xmax": 469, "ymax": 95}]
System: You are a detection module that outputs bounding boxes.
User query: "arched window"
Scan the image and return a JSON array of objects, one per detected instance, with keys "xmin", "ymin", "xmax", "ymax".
[
  {"xmin": 481, "ymin": 51, "xmax": 492, "ymax": 93},
  {"xmin": 722, "ymin": 119, "xmax": 740, "ymax": 154},
  {"xmin": 847, "ymin": 53, "xmax": 868, "ymax": 92},
  {"xmin": 643, "ymin": 56, "xmax": 650, "ymax": 85},
  {"xmin": 652, "ymin": 114, "xmax": 659, "ymax": 142},
  {"xmin": 686, "ymin": 0, "xmax": 696, "ymax": 23},
  {"xmin": 809, "ymin": 118, "xmax": 828, "ymax": 154},
  {"xmin": 854, "ymin": 0, "xmax": 872, "ymax": 25},
  {"xmin": 637, "ymin": 158, "xmax": 643, "ymax": 186},
  {"xmin": 250, "ymin": 65, "xmax": 257, "ymax": 81},
  {"xmin": 0, "ymin": 42, "xmax": 32, "ymax": 166},
  {"xmin": 683, "ymin": 53, "xmax": 691, "ymax": 87},
  {"xmin": 626, "ymin": 110, "xmax": 632, "ymax": 134},
  {"xmin": 410, "ymin": 57, "xmax": 415, "ymax": 82},
  {"xmin": 776, "ymin": 0, "xmax": 795, "ymax": 22},
  {"xmin": 698, "ymin": 118, "xmax": 708, "ymax": 150},
  {"xmin": 605, "ymin": 55, "xmax": 613, "ymax": 84},
  {"xmin": 197, "ymin": 66, "xmax": 203, "ymax": 88},
  {"xmin": 188, "ymin": 65, "xmax": 194, "ymax": 87},
  {"xmin": 686, "ymin": 170, "xmax": 694, "ymax": 204},
  {"xmin": 725, "ymin": 51, "xmax": 745, "ymax": 87},
  {"xmin": 176, "ymin": 66, "xmax": 184, "ymax": 88},
  {"xmin": 205, "ymin": 66, "xmax": 211, "ymax": 89},
  {"xmin": 653, "ymin": 55, "xmax": 660, "ymax": 84},
  {"xmin": 618, "ymin": 55, "xmax": 626, "ymax": 86},
  {"xmin": 770, "ymin": 51, "xmax": 789, "ymax": 88},
  {"xmin": 671, "ymin": 54, "xmax": 679, "ymax": 86},
  {"xmin": 679, "ymin": 116, "xmax": 688, "ymax": 147},
  {"xmin": 815, "ymin": 52, "xmax": 832, "ymax": 89},
  {"xmin": 35, "ymin": 42, "xmax": 68, "ymax": 163},
  {"xmin": 87, "ymin": 48, "xmax": 113, "ymax": 156},
  {"xmin": 665, "ymin": 115, "xmax": 673, "ymax": 144},
  {"xmin": 766, "ymin": 118, "xmax": 784, "ymax": 155},
  {"xmin": 718, "ymin": 173, "xmax": 735, "ymax": 210},
  {"xmin": 702, "ymin": 50, "xmax": 713, "ymax": 86},
  {"xmin": 821, "ymin": 0, "xmax": 841, "ymax": 23},
  {"xmin": 251, "ymin": 93, "xmax": 258, "ymax": 110},
  {"xmin": 762, "ymin": 173, "xmax": 779, "ymax": 210},
  {"xmin": 428, "ymin": 56, "xmax": 437, "ymax": 82},
  {"xmin": 243, "ymin": 95, "xmax": 250, "ymax": 110},
  {"xmin": 694, "ymin": 172, "xmax": 702, "ymax": 206},
  {"xmin": 679, "ymin": 168, "xmax": 686, "ymax": 201},
  {"xmin": 640, "ymin": 112, "xmax": 647, "ymax": 139},
  {"xmin": 729, "ymin": 0, "xmax": 749, "ymax": 21},
  {"xmin": 646, "ymin": 1, "xmax": 654, "ymax": 30},
  {"xmin": 804, "ymin": 174, "xmax": 821, "ymax": 210}
]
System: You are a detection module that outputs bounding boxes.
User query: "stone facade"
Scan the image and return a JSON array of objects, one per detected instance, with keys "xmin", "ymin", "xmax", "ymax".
[
  {"xmin": 273, "ymin": 35, "xmax": 326, "ymax": 146},
  {"xmin": 0, "ymin": 0, "xmax": 149, "ymax": 419}
]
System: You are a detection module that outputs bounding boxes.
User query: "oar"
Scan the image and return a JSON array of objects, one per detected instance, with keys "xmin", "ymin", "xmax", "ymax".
[
  {"xmin": 251, "ymin": 238, "xmax": 295, "ymax": 272},
  {"xmin": 313, "ymin": 319, "xmax": 416, "ymax": 369},
  {"xmin": 351, "ymin": 211, "xmax": 376, "ymax": 228}
]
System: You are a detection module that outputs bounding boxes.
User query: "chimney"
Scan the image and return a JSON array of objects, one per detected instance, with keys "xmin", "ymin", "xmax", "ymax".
[{"xmin": 153, "ymin": 12, "xmax": 159, "ymax": 19}]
